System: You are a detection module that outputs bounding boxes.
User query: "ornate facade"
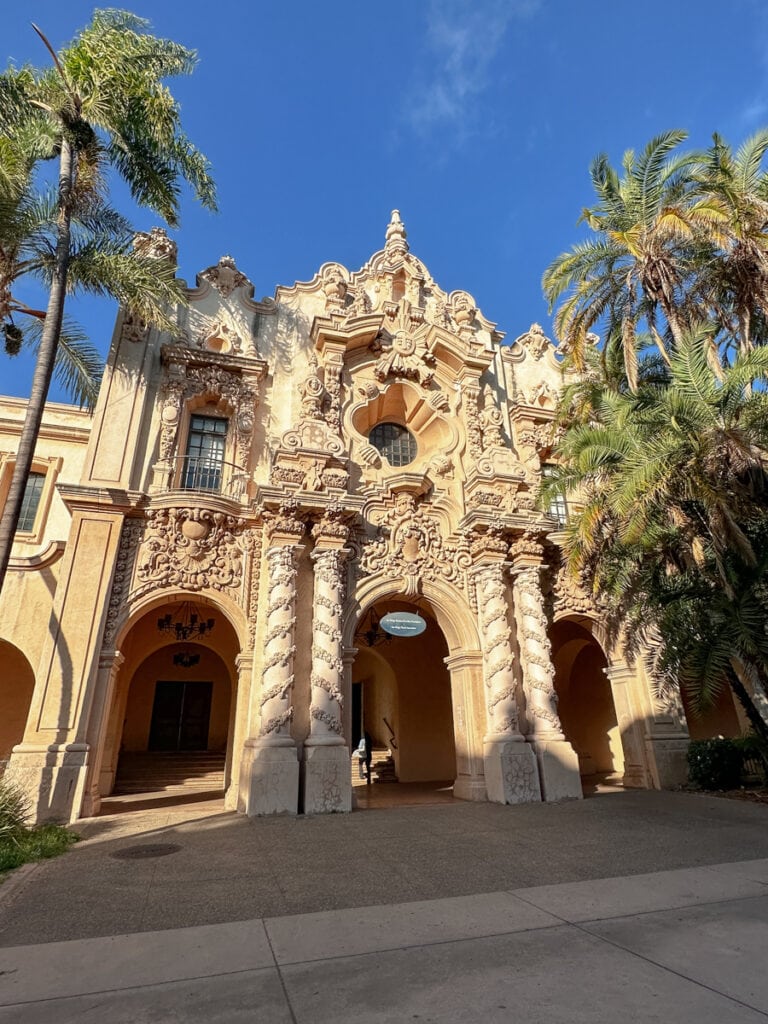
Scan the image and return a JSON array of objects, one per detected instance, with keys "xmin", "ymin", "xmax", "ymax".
[{"xmin": 0, "ymin": 213, "xmax": 744, "ymax": 823}]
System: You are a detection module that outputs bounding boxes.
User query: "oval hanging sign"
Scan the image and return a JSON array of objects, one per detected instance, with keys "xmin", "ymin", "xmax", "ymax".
[{"xmin": 379, "ymin": 612, "xmax": 427, "ymax": 638}]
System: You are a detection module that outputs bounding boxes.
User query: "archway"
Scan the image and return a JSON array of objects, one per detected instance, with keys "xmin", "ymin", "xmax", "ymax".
[
  {"xmin": 550, "ymin": 617, "xmax": 624, "ymax": 793},
  {"xmin": 350, "ymin": 597, "xmax": 457, "ymax": 807},
  {"xmin": 99, "ymin": 594, "xmax": 241, "ymax": 810},
  {"xmin": 0, "ymin": 640, "xmax": 35, "ymax": 772}
]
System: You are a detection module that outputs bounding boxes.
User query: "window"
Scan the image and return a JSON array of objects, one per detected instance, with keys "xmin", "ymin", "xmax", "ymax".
[
  {"xmin": 183, "ymin": 416, "xmax": 228, "ymax": 491},
  {"xmin": 17, "ymin": 472, "xmax": 46, "ymax": 533},
  {"xmin": 369, "ymin": 422, "xmax": 417, "ymax": 467},
  {"xmin": 542, "ymin": 464, "xmax": 568, "ymax": 528}
]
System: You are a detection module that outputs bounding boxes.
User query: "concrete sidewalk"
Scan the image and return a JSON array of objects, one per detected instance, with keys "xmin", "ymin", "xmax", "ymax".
[{"xmin": 1, "ymin": 857, "xmax": 768, "ymax": 1022}]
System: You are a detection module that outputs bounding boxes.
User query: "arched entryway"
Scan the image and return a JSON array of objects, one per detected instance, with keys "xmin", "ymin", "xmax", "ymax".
[
  {"xmin": 99, "ymin": 594, "xmax": 241, "ymax": 810},
  {"xmin": 550, "ymin": 616, "xmax": 624, "ymax": 793},
  {"xmin": 350, "ymin": 598, "xmax": 457, "ymax": 806},
  {"xmin": 0, "ymin": 640, "xmax": 35, "ymax": 773}
]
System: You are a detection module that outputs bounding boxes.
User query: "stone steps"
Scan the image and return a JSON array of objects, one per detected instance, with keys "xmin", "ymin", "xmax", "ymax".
[{"xmin": 114, "ymin": 752, "xmax": 226, "ymax": 794}]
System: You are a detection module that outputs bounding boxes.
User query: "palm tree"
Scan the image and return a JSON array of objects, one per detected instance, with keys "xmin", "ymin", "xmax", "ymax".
[
  {"xmin": 0, "ymin": 10, "xmax": 216, "ymax": 593},
  {"xmin": 544, "ymin": 331, "xmax": 768, "ymax": 735},
  {"xmin": 542, "ymin": 131, "xmax": 722, "ymax": 387},
  {"xmin": 692, "ymin": 131, "xmax": 768, "ymax": 355}
]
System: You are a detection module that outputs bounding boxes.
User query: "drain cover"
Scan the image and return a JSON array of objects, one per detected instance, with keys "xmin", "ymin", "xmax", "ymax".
[{"xmin": 110, "ymin": 843, "xmax": 181, "ymax": 860}]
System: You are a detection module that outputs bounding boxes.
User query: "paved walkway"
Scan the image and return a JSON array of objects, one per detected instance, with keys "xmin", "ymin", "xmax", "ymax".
[{"xmin": 1, "ymin": 790, "xmax": 767, "ymax": 1020}]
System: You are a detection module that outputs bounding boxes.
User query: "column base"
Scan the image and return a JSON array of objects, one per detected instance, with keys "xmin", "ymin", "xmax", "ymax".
[
  {"xmin": 301, "ymin": 744, "xmax": 351, "ymax": 814},
  {"xmin": 453, "ymin": 775, "xmax": 489, "ymax": 802},
  {"xmin": 647, "ymin": 736, "xmax": 690, "ymax": 789},
  {"xmin": 243, "ymin": 742, "xmax": 299, "ymax": 816},
  {"xmin": 483, "ymin": 739, "xmax": 541, "ymax": 804},
  {"xmin": 528, "ymin": 737, "xmax": 583, "ymax": 801},
  {"xmin": 5, "ymin": 744, "xmax": 89, "ymax": 824}
]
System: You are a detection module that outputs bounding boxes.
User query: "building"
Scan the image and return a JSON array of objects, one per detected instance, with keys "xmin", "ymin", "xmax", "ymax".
[{"xmin": 0, "ymin": 213, "xmax": 744, "ymax": 823}]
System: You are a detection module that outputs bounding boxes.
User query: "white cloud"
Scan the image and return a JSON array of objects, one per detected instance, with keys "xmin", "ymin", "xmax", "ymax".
[{"xmin": 405, "ymin": 0, "xmax": 540, "ymax": 137}]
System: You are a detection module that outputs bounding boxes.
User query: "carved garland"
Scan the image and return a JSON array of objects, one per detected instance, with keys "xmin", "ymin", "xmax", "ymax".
[
  {"xmin": 475, "ymin": 564, "xmax": 520, "ymax": 736},
  {"xmin": 309, "ymin": 548, "xmax": 347, "ymax": 737},
  {"xmin": 259, "ymin": 546, "xmax": 299, "ymax": 737},
  {"xmin": 512, "ymin": 566, "xmax": 563, "ymax": 734}
]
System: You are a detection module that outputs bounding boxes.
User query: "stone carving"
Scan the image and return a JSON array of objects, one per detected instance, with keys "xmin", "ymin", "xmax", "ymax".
[
  {"xmin": 359, "ymin": 493, "xmax": 471, "ymax": 598},
  {"xmin": 373, "ymin": 300, "xmax": 436, "ymax": 387},
  {"xmin": 302, "ymin": 461, "xmax": 324, "ymax": 492},
  {"xmin": 270, "ymin": 465, "xmax": 306, "ymax": 486},
  {"xmin": 524, "ymin": 380, "xmax": 559, "ymax": 409},
  {"xmin": 135, "ymin": 507, "xmax": 246, "ymax": 595},
  {"xmin": 321, "ymin": 264, "xmax": 348, "ymax": 311},
  {"xmin": 197, "ymin": 319, "xmax": 242, "ymax": 354},
  {"xmin": 463, "ymin": 383, "xmax": 484, "ymax": 462},
  {"xmin": 183, "ymin": 363, "xmax": 259, "ymax": 469},
  {"xmin": 554, "ymin": 561, "xmax": 597, "ymax": 616},
  {"xmin": 478, "ymin": 385, "xmax": 505, "ymax": 450},
  {"xmin": 244, "ymin": 526, "xmax": 264, "ymax": 649},
  {"xmin": 120, "ymin": 312, "xmax": 149, "ymax": 344},
  {"xmin": 200, "ymin": 255, "xmax": 250, "ymax": 297},
  {"xmin": 158, "ymin": 379, "xmax": 186, "ymax": 461},
  {"xmin": 359, "ymin": 443, "xmax": 381, "ymax": 468},
  {"xmin": 263, "ymin": 500, "xmax": 305, "ymax": 544},
  {"xmin": 309, "ymin": 547, "xmax": 347, "ymax": 738},
  {"xmin": 470, "ymin": 527, "xmax": 509, "ymax": 560},
  {"xmin": 348, "ymin": 287, "xmax": 372, "ymax": 316},
  {"xmin": 258, "ymin": 546, "xmax": 299, "ymax": 737},
  {"xmin": 323, "ymin": 354, "xmax": 343, "ymax": 434},
  {"xmin": 514, "ymin": 323, "xmax": 550, "ymax": 360},
  {"xmin": 133, "ymin": 227, "xmax": 178, "ymax": 264},
  {"xmin": 384, "ymin": 209, "xmax": 409, "ymax": 257},
  {"xmin": 299, "ymin": 354, "xmax": 325, "ymax": 419},
  {"xmin": 512, "ymin": 565, "xmax": 563, "ymax": 736},
  {"xmin": 475, "ymin": 564, "xmax": 521, "ymax": 736},
  {"xmin": 312, "ymin": 505, "xmax": 351, "ymax": 545},
  {"xmin": 322, "ymin": 468, "xmax": 348, "ymax": 490},
  {"xmin": 103, "ymin": 519, "xmax": 143, "ymax": 645}
]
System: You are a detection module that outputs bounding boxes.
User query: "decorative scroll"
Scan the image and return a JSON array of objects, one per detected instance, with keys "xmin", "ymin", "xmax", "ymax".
[{"xmin": 103, "ymin": 519, "xmax": 143, "ymax": 645}]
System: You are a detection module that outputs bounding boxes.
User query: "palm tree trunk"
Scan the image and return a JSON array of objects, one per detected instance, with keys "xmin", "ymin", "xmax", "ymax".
[
  {"xmin": 0, "ymin": 139, "xmax": 75, "ymax": 594},
  {"xmin": 726, "ymin": 662, "xmax": 768, "ymax": 745}
]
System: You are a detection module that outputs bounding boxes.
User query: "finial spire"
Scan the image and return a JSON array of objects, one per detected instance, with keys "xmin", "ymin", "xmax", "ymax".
[{"xmin": 385, "ymin": 209, "xmax": 409, "ymax": 255}]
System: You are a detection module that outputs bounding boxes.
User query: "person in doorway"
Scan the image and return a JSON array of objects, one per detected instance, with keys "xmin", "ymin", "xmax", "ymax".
[{"xmin": 361, "ymin": 731, "xmax": 373, "ymax": 781}]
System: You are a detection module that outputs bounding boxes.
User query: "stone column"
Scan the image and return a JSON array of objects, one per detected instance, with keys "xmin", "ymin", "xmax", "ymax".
[
  {"xmin": 472, "ymin": 533, "xmax": 541, "ymax": 804},
  {"xmin": 510, "ymin": 543, "xmax": 582, "ymax": 801},
  {"xmin": 302, "ymin": 544, "xmax": 351, "ymax": 813},
  {"xmin": 243, "ymin": 515, "xmax": 304, "ymax": 815},
  {"xmin": 82, "ymin": 650, "xmax": 124, "ymax": 818},
  {"xmin": 444, "ymin": 651, "xmax": 487, "ymax": 801},
  {"xmin": 226, "ymin": 652, "xmax": 254, "ymax": 811}
]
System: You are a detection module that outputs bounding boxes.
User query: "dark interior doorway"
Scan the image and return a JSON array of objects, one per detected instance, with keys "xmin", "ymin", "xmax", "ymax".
[{"xmin": 148, "ymin": 681, "xmax": 213, "ymax": 751}]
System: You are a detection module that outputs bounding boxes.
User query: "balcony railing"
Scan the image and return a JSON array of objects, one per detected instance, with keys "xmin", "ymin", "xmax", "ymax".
[{"xmin": 171, "ymin": 455, "xmax": 249, "ymax": 501}]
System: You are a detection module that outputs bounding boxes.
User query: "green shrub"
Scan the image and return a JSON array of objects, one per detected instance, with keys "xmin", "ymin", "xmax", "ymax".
[
  {"xmin": 687, "ymin": 738, "xmax": 743, "ymax": 790},
  {"xmin": 0, "ymin": 778, "xmax": 77, "ymax": 875},
  {"xmin": 0, "ymin": 777, "xmax": 29, "ymax": 841}
]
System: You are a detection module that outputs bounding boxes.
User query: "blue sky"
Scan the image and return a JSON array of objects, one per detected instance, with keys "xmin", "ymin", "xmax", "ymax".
[{"xmin": 4, "ymin": 0, "xmax": 768, "ymax": 403}]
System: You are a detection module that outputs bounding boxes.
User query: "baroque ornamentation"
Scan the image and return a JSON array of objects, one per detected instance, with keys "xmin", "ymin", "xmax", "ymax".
[
  {"xmin": 373, "ymin": 300, "xmax": 436, "ymax": 387},
  {"xmin": 321, "ymin": 264, "xmax": 348, "ymax": 311},
  {"xmin": 475, "ymin": 564, "xmax": 521, "ymax": 737},
  {"xmin": 478, "ymin": 385, "xmax": 505, "ymax": 450},
  {"xmin": 259, "ymin": 546, "xmax": 299, "ymax": 737},
  {"xmin": 512, "ymin": 565, "xmax": 564, "ymax": 736},
  {"xmin": 135, "ymin": 508, "xmax": 246, "ymax": 596},
  {"xmin": 323, "ymin": 353, "xmax": 343, "ymax": 435},
  {"xmin": 133, "ymin": 227, "xmax": 178, "ymax": 264},
  {"xmin": 553, "ymin": 561, "xmax": 597, "ymax": 616},
  {"xmin": 199, "ymin": 255, "xmax": 250, "ymax": 297},
  {"xmin": 359, "ymin": 493, "xmax": 471, "ymax": 598},
  {"xmin": 309, "ymin": 548, "xmax": 347, "ymax": 738},
  {"xmin": 244, "ymin": 525, "xmax": 264, "ymax": 649},
  {"xmin": 120, "ymin": 312, "xmax": 149, "ymax": 344},
  {"xmin": 514, "ymin": 323, "xmax": 550, "ymax": 360},
  {"xmin": 103, "ymin": 519, "xmax": 143, "ymax": 645},
  {"xmin": 312, "ymin": 504, "xmax": 351, "ymax": 545},
  {"xmin": 263, "ymin": 500, "xmax": 305, "ymax": 543}
]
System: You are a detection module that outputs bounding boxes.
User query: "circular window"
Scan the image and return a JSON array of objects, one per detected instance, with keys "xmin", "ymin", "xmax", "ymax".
[{"xmin": 369, "ymin": 422, "xmax": 417, "ymax": 467}]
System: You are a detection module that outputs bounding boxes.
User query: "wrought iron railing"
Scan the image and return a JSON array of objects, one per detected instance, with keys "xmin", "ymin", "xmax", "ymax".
[{"xmin": 171, "ymin": 455, "xmax": 249, "ymax": 501}]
